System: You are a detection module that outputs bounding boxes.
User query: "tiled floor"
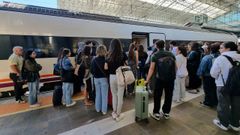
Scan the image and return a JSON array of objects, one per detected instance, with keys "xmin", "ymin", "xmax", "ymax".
[
  {"xmin": 0, "ymin": 92, "xmax": 83, "ymax": 117},
  {"xmin": 0, "ymin": 91, "xmax": 238, "ymax": 135},
  {"xmin": 107, "ymin": 96, "xmax": 238, "ymax": 135}
]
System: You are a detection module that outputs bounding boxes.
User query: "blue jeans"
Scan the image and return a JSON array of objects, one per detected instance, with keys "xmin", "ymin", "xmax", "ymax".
[
  {"xmin": 94, "ymin": 78, "xmax": 108, "ymax": 113},
  {"xmin": 62, "ymin": 82, "xmax": 74, "ymax": 105},
  {"xmin": 27, "ymin": 79, "xmax": 39, "ymax": 105}
]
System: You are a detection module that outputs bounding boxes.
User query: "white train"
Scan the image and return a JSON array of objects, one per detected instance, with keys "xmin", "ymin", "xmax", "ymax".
[{"xmin": 0, "ymin": 4, "xmax": 238, "ymax": 95}]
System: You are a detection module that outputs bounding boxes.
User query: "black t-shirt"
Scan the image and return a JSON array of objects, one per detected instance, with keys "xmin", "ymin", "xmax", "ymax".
[
  {"xmin": 91, "ymin": 56, "xmax": 107, "ymax": 78},
  {"xmin": 107, "ymin": 53, "xmax": 128, "ymax": 74}
]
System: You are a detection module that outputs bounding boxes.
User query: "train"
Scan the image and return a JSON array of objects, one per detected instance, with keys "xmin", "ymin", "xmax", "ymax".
[{"xmin": 0, "ymin": 3, "xmax": 238, "ymax": 96}]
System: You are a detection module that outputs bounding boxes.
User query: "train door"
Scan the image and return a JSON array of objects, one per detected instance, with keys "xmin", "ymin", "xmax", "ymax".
[
  {"xmin": 148, "ymin": 32, "xmax": 166, "ymax": 47},
  {"xmin": 132, "ymin": 32, "xmax": 166, "ymax": 51}
]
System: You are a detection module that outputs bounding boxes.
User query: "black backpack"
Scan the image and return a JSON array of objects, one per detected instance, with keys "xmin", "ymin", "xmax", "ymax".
[
  {"xmin": 222, "ymin": 55, "xmax": 240, "ymax": 96},
  {"xmin": 156, "ymin": 56, "xmax": 176, "ymax": 81}
]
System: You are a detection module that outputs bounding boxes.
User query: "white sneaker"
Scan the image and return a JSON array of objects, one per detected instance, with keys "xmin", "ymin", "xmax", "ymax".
[
  {"xmin": 102, "ymin": 112, "xmax": 107, "ymax": 115},
  {"xmin": 112, "ymin": 112, "xmax": 117, "ymax": 119},
  {"xmin": 29, "ymin": 103, "xmax": 40, "ymax": 108},
  {"xmin": 66, "ymin": 101, "xmax": 76, "ymax": 107},
  {"xmin": 174, "ymin": 100, "xmax": 181, "ymax": 103},
  {"xmin": 150, "ymin": 113, "xmax": 161, "ymax": 121},
  {"xmin": 161, "ymin": 112, "xmax": 170, "ymax": 120},
  {"xmin": 229, "ymin": 124, "xmax": 240, "ymax": 132},
  {"xmin": 213, "ymin": 119, "xmax": 228, "ymax": 131},
  {"xmin": 115, "ymin": 114, "xmax": 124, "ymax": 122}
]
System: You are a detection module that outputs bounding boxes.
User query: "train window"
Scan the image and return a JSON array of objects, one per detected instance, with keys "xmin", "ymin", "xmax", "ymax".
[{"xmin": 0, "ymin": 36, "xmax": 132, "ymax": 60}]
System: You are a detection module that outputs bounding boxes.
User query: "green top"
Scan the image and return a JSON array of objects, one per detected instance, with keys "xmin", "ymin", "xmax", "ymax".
[
  {"xmin": 151, "ymin": 49, "xmax": 175, "ymax": 63},
  {"xmin": 8, "ymin": 53, "xmax": 23, "ymax": 72}
]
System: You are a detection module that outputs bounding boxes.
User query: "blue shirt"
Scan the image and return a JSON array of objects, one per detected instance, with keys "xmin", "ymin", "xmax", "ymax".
[
  {"xmin": 197, "ymin": 53, "xmax": 219, "ymax": 77},
  {"xmin": 59, "ymin": 57, "xmax": 73, "ymax": 71}
]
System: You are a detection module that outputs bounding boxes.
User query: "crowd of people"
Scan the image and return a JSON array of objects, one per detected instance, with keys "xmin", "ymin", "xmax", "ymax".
[{"xmin": 8, "ymin": 39, "xmax": 240, "ymax": 130}]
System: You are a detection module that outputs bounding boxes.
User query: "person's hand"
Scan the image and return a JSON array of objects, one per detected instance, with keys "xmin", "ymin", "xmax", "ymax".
[{"xmin": 144, "ymin": 80, "xmax": 148, "ymax": 86}]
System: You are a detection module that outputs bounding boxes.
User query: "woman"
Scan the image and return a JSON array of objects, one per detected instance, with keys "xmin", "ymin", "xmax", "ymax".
[
  {"xmin": 173, "ymin": 46, "xmax": 188, "ymax": 103},
  {"xmin": 127, "ymin": 43, "xmax": 138, "ymax": 94},
  {"xmin": 187, "ymin": 42, "xmax": 202, "ymax": 93},
  {"xmin": 91, "ymin": 45, "xmax": 108, "ymax": 115},
  {"xmin": 24, "ymin": 50, "xmax": 42, "ymax": 107},
  {"xmin": 80, "ymin": 46, "xmax": 94, "ymax": 106},
  {"xmin": 59, "ymin": 49, "xmax": 76, "ymax": 107},
  {"xmin": 105, "ymin": 39, "xmax": 128, "ymax": 121},
  {"xmin": 138, "ymin": 45, "xmax": 148, "ymax": 79}
]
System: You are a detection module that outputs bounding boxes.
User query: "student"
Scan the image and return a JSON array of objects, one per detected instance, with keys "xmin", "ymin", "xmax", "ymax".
[
  {"xmin": 197, "ymin": 43, "xmax": 220, "ymax": 107},
  {"xmin": 8, "ymin": 46, "xmax": 25, "ymax": 103},
  {"xmin": 24, "ymin": 50, "xmax": 42, "ymax": 107},
  {"xmin": 210, "ymin": 42, "xmax": 240, "ymax": 131},
  {"xmin": 145, "ymin": 40, "xmax": 176, "ymax": 120},
  {"xmin": 127, "ymin": 43, "xmax": 138, "ymax": 94},
  {"xmin": 81, "ymin": 46, "xmax": 94, "ymax": 105},
  {"xmin": 91, "ymin": 45, "xmax": 108, "ymax": 115},
  {"xmin": 187, "ymin": 42, "xmax": 202, "ymax": 93},
  {"xmin": 105, "ymin": 39, "xmax": 128, "ymax": 121},
  {"xmin": 173, "ymin": 46, "xmax": 188, "ymax": 103},
  {"xmin": 138, "ymin": 45, "xmax": 148, "ymax": 79},
  {"xmin": 59, "ymin": 49, "xmax": 76, "ymax": 107}
]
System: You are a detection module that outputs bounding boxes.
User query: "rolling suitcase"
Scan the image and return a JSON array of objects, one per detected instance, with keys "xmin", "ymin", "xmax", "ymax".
[
  {"xmin": 52, "ymin": 85, "xmax": 63, "ymax": 107},
  {"xmin": 135, "ymin": 79, "xmax": 149, "ymax": 122}
]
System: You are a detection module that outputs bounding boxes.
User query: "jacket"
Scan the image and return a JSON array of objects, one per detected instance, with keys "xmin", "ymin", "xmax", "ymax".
[
  {"xmin": 24, "ymin": 59, "xmax": 42, "ymax": 82},
  {"xmin": 210, "ymin": 51, "xmax": 240, "ymax": 86}
]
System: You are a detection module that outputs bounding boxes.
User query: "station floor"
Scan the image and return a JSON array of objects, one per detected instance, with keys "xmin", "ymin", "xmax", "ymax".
[{"xmin": 0, "ymin": 90, "xmax": 238, "ymax": 135}]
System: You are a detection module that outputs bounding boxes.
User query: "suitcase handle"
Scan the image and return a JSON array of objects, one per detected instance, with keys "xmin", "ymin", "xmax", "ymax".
[{"xmin": 142, "ymin": 96, "xmax": 145, "ymax": 113}]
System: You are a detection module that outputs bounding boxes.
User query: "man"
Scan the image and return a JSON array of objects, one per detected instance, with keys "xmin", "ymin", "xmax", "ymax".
[
  {"xmin": 8, "ymin": 46, "xmax": 25, "ymax": 103},
  {"xmin": 145, "ymin": 40, "xmax": 176, "ymax": 120},
  {"xmin": 197, "ymin": 43, "xmax": 220, "ymax": 108},
  {"xmin": 210, "ymin": 42, "xmax": 240, "ymax": 131}
]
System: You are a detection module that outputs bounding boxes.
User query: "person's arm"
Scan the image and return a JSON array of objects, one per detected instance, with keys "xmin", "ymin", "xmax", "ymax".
[
  {"xmin": 210, "ymin": 57, "xmax": 221, "ymax": 79},
  {"xmin": 145, "ymin": 62, "xmax": 155, "ymax": 84},
  {"xmin": 135, "ymin": 51, "xmax": 139, "ymax": 67},
  {"xmin": 104, "ymin": 62, "xmax": 108, "ymax": 70},
  {"xmin": 197, "ymin": 57, "xmax": 207, "ymax": 78},
  {"xmin": 9, "ymin": 56, "xmax": 21, "ymax": 75}
]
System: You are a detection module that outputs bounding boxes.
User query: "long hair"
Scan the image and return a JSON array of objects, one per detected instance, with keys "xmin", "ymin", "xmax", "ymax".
[
  {"xmin": 57, "ymin": 47, "xmax": 64, "ymax": 62},
  {"xmin": 82, "ymin": 46, "xmax": 91, "ymax": 56},
  {"xmin": 62, "ymin": 49, "xmax": 70, "ymax": 58},
  {"xmin": 138, "ymin": 45, "xmax": 145, "ymax": 58},
  {"xmin": 108, "ymin": 39, "xmax": 123, "ymax": 62},
  {"xmin": 128, "ymin": 43, "xmax": 135, "ymax": 61},
  {"xmin": 24, "ymin": 50, "xmax": 34, "ymax": 60},
  {"xmin": 178, "ymin": 46, "xmax": 187, "ymax": 57}
]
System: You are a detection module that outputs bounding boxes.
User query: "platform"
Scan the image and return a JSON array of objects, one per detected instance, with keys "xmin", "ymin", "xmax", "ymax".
[{"xmin": 0, "ymin": 90, "xmax": 237, "ymax": 135}]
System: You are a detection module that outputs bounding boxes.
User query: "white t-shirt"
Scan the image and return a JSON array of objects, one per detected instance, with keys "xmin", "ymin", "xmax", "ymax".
[{"xmin": 176, "ymin": 54, "xmax": 188, "ymax": 77}]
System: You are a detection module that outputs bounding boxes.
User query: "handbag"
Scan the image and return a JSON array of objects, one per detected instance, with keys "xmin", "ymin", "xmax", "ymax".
[{"xmin": 116, "ymin": 66, "xmax": 135, "ymax": 86}]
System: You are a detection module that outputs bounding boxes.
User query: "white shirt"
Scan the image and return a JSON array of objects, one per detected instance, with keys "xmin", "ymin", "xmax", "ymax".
[
  {"xmin": 210, "ymin": 51, "xmax": 240, "ymax": 86},
  {"xmin": 176, "ymin": 54, "xmax": 188, "ymax": 77}
]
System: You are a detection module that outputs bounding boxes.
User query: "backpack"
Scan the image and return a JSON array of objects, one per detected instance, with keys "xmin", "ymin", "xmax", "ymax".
[
  {"xmin": 222, "ymin": 55, "xmax": 240, "ymax": 96},
  {"xmin": 156, "ymin": 56, "xmax": 176, "ymax": 81}
]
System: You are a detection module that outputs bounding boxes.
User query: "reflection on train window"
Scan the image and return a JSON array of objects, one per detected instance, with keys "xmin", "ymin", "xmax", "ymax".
[{"xmin": 0, "ymin": 35, "xmax": 131, "ymax": 60}]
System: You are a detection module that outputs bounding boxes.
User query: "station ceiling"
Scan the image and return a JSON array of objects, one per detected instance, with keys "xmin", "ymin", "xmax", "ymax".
[{"xmin": 57, "ymin": 0, "xmax": 240, "ymax": 32}]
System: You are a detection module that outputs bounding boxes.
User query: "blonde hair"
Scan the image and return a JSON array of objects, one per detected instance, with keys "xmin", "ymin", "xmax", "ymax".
[{"xmin": 96, "ymin": 45, "xmax": 107, "ymax": 56}]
